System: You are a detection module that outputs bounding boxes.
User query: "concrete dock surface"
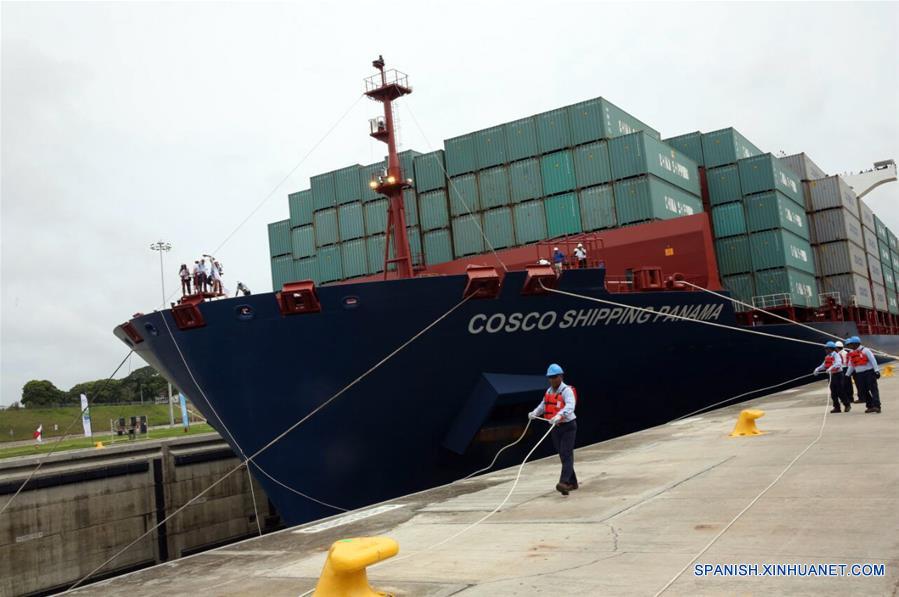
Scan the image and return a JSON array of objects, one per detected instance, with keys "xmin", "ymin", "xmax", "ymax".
[{"xmin": 76, "ymin": 377, "xmax": 898, "ymax": 596}]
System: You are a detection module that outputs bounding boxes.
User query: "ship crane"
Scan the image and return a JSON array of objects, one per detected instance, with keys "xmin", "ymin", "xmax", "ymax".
[{"xmin": 364, "ymin": 56, "xmax": 416, "ymax": 279}]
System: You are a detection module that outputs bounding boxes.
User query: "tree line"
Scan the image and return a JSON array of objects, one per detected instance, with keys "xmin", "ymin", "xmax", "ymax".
[{"xmin": 17, "ymin": 366, "xmax": 180, "ymax": 408}]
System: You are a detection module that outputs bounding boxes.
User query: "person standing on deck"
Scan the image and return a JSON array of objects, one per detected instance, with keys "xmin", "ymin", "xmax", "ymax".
[
  {"xmin": 814, "ymin": 341, "xmax": 850, "ymax": 413},
  {"xmin": 574, "ymin": 243, "xmax": 587, "ymax": 268},
  {"xmin": 197, "ymin": 258, "xmax": 208, "ymax": 293},
  {"xmin": 179, "ymin": 264, "xmax": 192, "ymax": 296},
  {"xmin": 552, "ymin": 247, "xmax": 565, "ymax": 275},
  {"xmin": 529, "ymin": 364, "xmax": 578, "ymax": 496},
  {"xmin": 845, "ymin": 336, "xmax": 882, "ymax": 413}
]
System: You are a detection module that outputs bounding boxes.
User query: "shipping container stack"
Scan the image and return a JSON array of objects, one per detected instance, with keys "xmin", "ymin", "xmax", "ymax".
[
  {"xmin": 438, "ymin": 97, "xmax": 702, "ymax": 266},
  {"xmin": 668, "ymin": 128, "xmax": 818, "ymax": 310}
]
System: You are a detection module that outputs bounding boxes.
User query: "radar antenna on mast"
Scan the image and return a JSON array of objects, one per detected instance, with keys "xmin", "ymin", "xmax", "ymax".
[{"xmin": 363, "ymin": 56, "xmax": 415, "ymax": 279}]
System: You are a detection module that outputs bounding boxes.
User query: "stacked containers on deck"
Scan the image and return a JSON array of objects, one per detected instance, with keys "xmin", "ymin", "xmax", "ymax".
[{"xmin": 696, "ymin": 129, "xmax": 818, "ymax": 308}]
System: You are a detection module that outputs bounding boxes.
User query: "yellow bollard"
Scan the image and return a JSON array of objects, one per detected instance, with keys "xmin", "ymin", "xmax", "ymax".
[
  {"xmin": 882, "ymin": 365, "xmax": 894, "ymax": 378},
  {"xmin": 730, "ymin": 409, "xmax": 766, "ymax": 437},
  {"xmin": 313, "ymin": 536, "xmax": 399, "ymax": 597},
  {"xmin": 94, "ymin": 441, "xmax": 105, "ymax": 449}
]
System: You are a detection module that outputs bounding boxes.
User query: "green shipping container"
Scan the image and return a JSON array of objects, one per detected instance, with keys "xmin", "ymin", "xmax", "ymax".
[
  {"xmin": 892, "ymin": 250, "xmax": 899, "ymax": 272},
  {"xmin": 711, "ymin": 203, "xmax": 746, "ymax": 238},
  {"xmin": 318, "ymin": 245, "xmax": 343, "ymax": 283},
  {"xmin": 294, "ymin": 256, "xmax": 319, "ymax": 284},
  {"xmin": 707, "ymin": 164, "xmax": 743, "ymax": 206},
  {"xmin": 536, "ymin": 108, "xmax": 571, "ymax": 154},
  {"xmin": 444, "ymin": 134, "xmax": 476, "ymax": 177},
  {"xmin": 613, "ymin": 176, "xmax": 703, "ymax": 226},
  {"xmin": 513, "ymin": 200, "xmax": 548, "ymax": 244},
  {"xmin": 749, "ymin": 229, "xmax": 815, "ymax": 275},
  {"xmin": 573, "ymin": 141, "xmax": 612, "ymax": 188},
  {"xmin": 364, "ymin": 199, "xmax": 388, "ymax": 235},
  {"xmin": 754, "ymin": 267, "xmax": 819, "ymax": 308},
  {"xmin": 504, "ymin": 116, "xmax": 538, "ymax": 162},
  {"xmin": 541, "ymin": 150, "xmax": 576, "ymax": 196},
  {"xmin": 483, "ymin": 207, "xmax": 516, "ymax": 249},
  {"xmin": 701, "ymin": 127, "xmax": 763, "ymax": 168},
  {"xmin": 737, "ymin": 154, "xmax": 803, "ymax": 205},
  {"xmin": 270, "ymin": 254, "xmax": 294, "ymax": 289},
  {"xmin": 663, "ymin": 131, "xmax": 704, "ymax": 166},
  {"xmin": 545, "ymin": 193, "xmax": 582, "ymax": 237},
  {"xmin": 578, "ymin": 185, "xmax": 616, "ymax": 231},
  {"xmin": 609, "ymin": 132, "xmax": 701, "ymax": 196},
  {"xmin": 448, "ymin": 173, "xmax": 480, "ymax": 216},
  {"xmin": 360, "ymin": 161, "xmax": 386, "ymax": 202},
  {"xmin": 313, "ymin": 209, "xmax": 338, "ymax": 247},
  {"xmin": 423, "ymin": 228, "xmax": 454, "ymax": 265},
  {"xmin": 338, "ymin": 202, "xmax": 364, "ymax": 240},
  {"xmin": 288, "ymin": 189, "xmax": 313, "ymax": 228},
  {"xmin": 478, "ymin": 166, "xmax": 511, "ymax": 210},
  {"xmin": 715, "ymin": 235, "xmax": 752, "ymax": 276},
  {"xmin": 722, "ymin": 273, "xmax": 755, "ymax": 312},
  {"xmin": 879, "ymin": 240, "xmax": 891, "ymax": 265},
  {"xmin": 567, "ymin": 97, "xmax": 660, "ymax": 146},
  {"xmin": 888, "ymin": 293, "xmax": 899, "ymax": 315},
  {"xmin": 290, "ymin": 225, "xmax": 315, "ymax": 259},
  {"xmin": 335, "ymin": 165, "xmax": 362, "ymax": 204},
  {"xmin": 744, "ymin": 191, "xmax": 810, "ymax": 240},
  {"xmin": 883, "ymin": 266, "xmax": 896, "ymax": 291},
  {"xmin": 475, "ymin": 125, "xmax": 508, "ymax": 169},
  {"xmin": 875, "ymin": 216, "xmax": 888, "ymax": 242},
  {"xmin": 419, "ymin": 190, "xmax": 450, "ymax": 231},
  {"xmin": 268, "ymin": 219, "xmax": 291, "ymax": 257},
  {"xmin": 367, "ymin": 234, "xmax": 388, "ymax": 274},
  {"xmin": 509, "ymin": 158, "xmax": 542, "ymax": 203},
  {"xmin": 341, "ymin": 239, "xmax": 367, "ymax": 279},
  {"xmin": 396, "ymin": 150, "xmax": 420, "ymax": 182},
  {"xmin": 452, "ymin": 214, "xmax": 486, "ymax": 257},
  {"xmin": 408, "ymin": 226, "xmax": 423, "ymax": 266},
  {"xmin": 887, "ymin": 229, "xmax": 898, "ymax": 252},
  {"xmin": 403, "ymin": 189, "xmax": 419, "ymax": 227},
  {"xmin": 311, "ymin": 171, "xmax": 337, "ymax": 211},
  {"xmin": 412, "ymin": 151, "xmax": 446, "ymax": 193}
]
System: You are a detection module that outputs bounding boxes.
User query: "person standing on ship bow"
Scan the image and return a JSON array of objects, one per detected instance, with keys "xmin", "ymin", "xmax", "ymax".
[
  {"xmin": 529, "ymin": 364, "xmax": 578, "ymax": 496},
  {"xmin": 574, "ymin": 243, "xmax": 587, "ymax": 268}
]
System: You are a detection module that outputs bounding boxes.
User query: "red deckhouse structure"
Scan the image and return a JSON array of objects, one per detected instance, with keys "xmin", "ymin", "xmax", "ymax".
[{"xmin": 364, "ymin": 56, "xmax": 416, "ymax": 279}]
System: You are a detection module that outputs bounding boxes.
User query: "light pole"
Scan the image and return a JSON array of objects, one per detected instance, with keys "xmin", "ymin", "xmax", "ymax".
[{"xmin": 149, "ymin": 240, "xmax": 175, "ymax": 427}]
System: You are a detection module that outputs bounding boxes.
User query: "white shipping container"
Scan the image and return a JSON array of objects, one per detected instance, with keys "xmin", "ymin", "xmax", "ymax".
[
  {"xmin": 863, "ymin": 226, "xmax": 879, "ymax": 256},
  {"xmin": 872, "ymin": 283, "xmax": 888, "ymax": 312},
  {"xmin": 805, "ymin": 176, "xmax": 858, "ymax": 216},
  {"xmin": 868, "ymin": 255, "xmax": 885, "ymax": 287},
  {"xmin": 859, "ymin": 198, "xmax": 875, "ymax": 231},
  {"xmin": 820, "ymin": 273, "xmax": 873, "ymax": 308},
  {"xmin": 814, "ymin": 241, "xmax": 869, "ymax": 277},
  {"xmin": 781, "ymin": 153, "xmax": 827, "ymax": 181},
  {"xmin": 809, "ymin": 209, "xmax": 864, "ymax": 247}
]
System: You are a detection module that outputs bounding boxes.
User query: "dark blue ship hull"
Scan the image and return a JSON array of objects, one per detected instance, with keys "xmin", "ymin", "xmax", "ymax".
[{"xmin": 115, "ymin": 269, "xmax": 899, "ymax": 526}]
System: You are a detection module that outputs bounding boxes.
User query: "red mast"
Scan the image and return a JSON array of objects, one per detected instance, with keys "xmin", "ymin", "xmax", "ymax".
[{"xmin": 364, "ymin": 56, "xmax": 415, "ymax": 279}]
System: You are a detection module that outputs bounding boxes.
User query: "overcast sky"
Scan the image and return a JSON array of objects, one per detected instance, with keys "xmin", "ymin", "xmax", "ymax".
[{"xmin": 1, "ymin": 2, "xmax": 897, "ymax": 405}]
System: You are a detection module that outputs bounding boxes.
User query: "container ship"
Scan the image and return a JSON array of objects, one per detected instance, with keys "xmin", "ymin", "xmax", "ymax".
[{"xmin": 115, "ymin": 58, "xmax": 899, "ymax": 528}]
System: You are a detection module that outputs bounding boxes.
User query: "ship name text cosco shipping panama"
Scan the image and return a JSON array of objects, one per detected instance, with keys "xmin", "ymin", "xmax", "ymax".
[{"xmin": 467, "ymin": 304, "xmax": 725, "ymax": 335}]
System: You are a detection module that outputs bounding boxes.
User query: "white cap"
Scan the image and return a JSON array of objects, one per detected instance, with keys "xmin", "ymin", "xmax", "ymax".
[
  {"xmin": 553, "ymin": 247, "xmax": 559, "ymax": 251},
  {"xmin": 577, "ymin": 243, "xmax": 584, "ymax": 247},
  {"xmin": 835, "ymin": 341, "xmax": 844, "ymax": 348}
]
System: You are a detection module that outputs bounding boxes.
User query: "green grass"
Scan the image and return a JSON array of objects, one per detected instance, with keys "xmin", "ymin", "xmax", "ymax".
[
  {"xmin": 0, "ymin": 423, "xmax": 218, "ymax": 460},
  {"xmin": 0, "ymin": 404, "xmax": 186, "ymax": 442}
]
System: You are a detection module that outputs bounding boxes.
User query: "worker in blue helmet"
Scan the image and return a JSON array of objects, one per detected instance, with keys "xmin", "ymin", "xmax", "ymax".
[
  {"xmin": 845, "ymin": 336, "xmax": 881, "ymax": 413},
  {"xmin": 528, "ymin": 363, "xmax": 578, "ymax": 495},
  {"xmin": 835, "ymin": 340, "xmax": 855, "ymax": 403},
  {"xmin": 814, "ymin": 341, "xmax": 850, "ymax": 413}
]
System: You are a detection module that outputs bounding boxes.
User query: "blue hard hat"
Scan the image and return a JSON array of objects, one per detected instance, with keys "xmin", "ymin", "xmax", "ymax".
[
  {"xmin": 847, "ymin": 336, "xmax": 861, "ymax": 344},
  {"xmin": 546, "ymin": 363, "xmax": 564, "ymax": 377},
  {"xmin": 825, "ymin": 341, "xmax": 836, "ymax": 348}
]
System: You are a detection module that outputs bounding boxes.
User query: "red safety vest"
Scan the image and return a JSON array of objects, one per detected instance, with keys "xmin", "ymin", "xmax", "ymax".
[
  {"xmin": 848, "ymin": 349, "xmax": 869, "ymax": 367},
  {"xmin": 543, "ymin": 385, "xmax": 578, "ymax": 418},
  {"xmin": 824, "ymin": 355, "xmax": 835, "ymax": 369}
]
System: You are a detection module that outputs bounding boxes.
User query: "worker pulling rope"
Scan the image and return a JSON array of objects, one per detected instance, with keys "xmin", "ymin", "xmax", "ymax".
[{"xmin": 64, "ymin": 295, "xmax": 472, "ymax": 592}]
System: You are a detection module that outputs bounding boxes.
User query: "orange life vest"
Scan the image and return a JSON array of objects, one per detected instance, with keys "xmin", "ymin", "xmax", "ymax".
[
  {"xmin": 543, "ymin": 385, "xmax": 578, "ymax": 418},
  {"xmin": 848, "ymin": 348, "xmax": 869, "ymax": 367}
]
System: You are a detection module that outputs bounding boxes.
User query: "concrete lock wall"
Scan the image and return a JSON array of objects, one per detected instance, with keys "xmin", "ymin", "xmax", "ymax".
[{"xmin": 0, "ymin": 435, "xmax": 280, "ymax": 596}]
